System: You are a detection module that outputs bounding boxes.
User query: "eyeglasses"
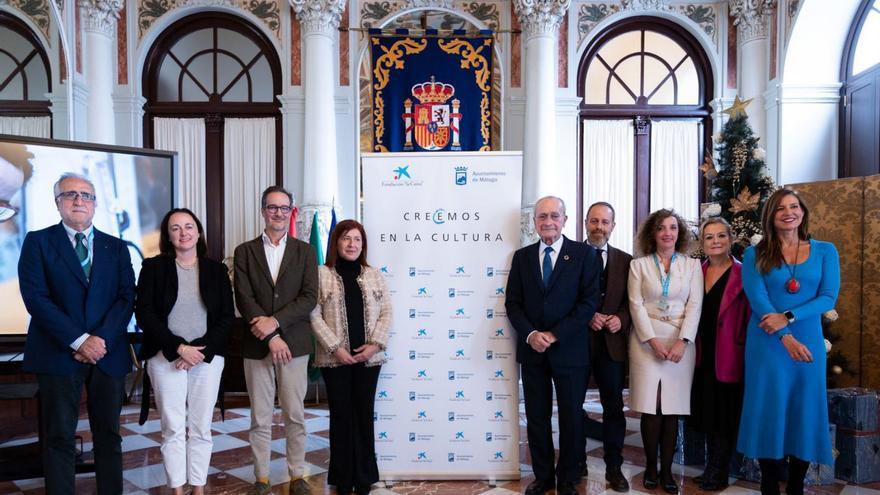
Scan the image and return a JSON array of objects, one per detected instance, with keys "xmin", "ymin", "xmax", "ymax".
[
  {"xmin": 264, "ymin": 204, "xmax": 292, "ymax": 215},
  {"xmin": 0, "ymin": 200, "xmax": 18, "ymax": 222},
  {"xmin": 55, "ymin": 191, "xmax": 97, "ymax": 203}
]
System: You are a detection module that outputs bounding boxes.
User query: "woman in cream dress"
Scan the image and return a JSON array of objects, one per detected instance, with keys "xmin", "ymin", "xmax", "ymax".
[{"xmin": 628, "ymin": 209, "xmax": 703, "ymax": 493}]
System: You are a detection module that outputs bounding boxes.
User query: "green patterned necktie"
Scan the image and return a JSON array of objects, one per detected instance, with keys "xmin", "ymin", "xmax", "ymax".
[{"xmin": 75, "ymin": 232, "xmax": 91, "ymax": 278}]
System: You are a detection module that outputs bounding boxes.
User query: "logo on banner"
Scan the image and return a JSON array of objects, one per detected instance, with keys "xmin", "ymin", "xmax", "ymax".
[
  {"xmin": 486, "ymin": 391, "xmax": 493, "ymax": 401},
  {"xmin": 393, "ymin": 166, "xmax": 411, "ymax": 180},
  {"xmin": 404, "ymin": 78, "xmax": 460, "ymax": 151},
  {"xmin": 486, "ymin": 309, "xmax": 494, "ymax": 319},
  {"xmin": 455, "ymin": 166, "xmax": 468, "ymax": 186}
]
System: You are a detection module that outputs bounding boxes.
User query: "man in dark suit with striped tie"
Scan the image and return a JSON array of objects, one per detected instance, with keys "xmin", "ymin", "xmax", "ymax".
[
  {"xmin": 580, "ymin": 201, "xmax": 632, "ymax": 492},
  {"xmin": 505, "ymin": 196, "xmax": 602, "ymax": 495},
  {"xmin": 18, "ymin": 173, "xmax": 135, "ymax": 494}
]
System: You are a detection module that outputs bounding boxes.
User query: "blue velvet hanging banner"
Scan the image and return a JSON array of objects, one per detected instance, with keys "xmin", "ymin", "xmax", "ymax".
[{"xmin": 370, "ymin": 34, "xmax": 493, "ymax": 152}]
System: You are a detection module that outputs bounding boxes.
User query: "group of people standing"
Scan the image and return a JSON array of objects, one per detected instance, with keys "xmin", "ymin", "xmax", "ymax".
[
  {"xmin": 506, "ymin": 191, "xmax": 839, "ymax": 495},
  {"xmin": 20, "ymin": 177, "xmax": 389, "ymax": 495},
  {"xmin": 19, "ymin": 172, "xmax": 838, "ymax": 495}
]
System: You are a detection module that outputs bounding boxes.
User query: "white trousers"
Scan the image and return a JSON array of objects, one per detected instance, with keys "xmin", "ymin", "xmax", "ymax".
[
  {"xmin": 243, "ymin": 354, "xmax": 309, "ymax": 480},
  {"xmin": 147, "ymin": 352, "xmax": 225, "ymax": 488}
]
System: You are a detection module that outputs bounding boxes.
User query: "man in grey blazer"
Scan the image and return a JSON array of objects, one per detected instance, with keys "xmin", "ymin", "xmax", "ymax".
[{"xmin": 234, "ymin": 186, "xmax": 318, "ymax": 495}]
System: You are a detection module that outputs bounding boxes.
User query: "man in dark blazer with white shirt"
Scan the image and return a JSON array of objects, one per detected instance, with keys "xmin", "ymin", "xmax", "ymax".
[
  {"xmin": 581, "ymin": 201, "xmax": 632, "ymax": 492},
  {"xmin": 505, "ymin": 196, "xmax": 602, "ymax": 495},
  {"xmin": 18, "ymin": 173, "xmax": 135, "ymax": 495}
]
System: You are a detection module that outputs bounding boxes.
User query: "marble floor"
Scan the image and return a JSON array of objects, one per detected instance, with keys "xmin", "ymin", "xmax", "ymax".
[{"xmin": 1, "ymin": 391, "xmax": 878, "ymax": 495}]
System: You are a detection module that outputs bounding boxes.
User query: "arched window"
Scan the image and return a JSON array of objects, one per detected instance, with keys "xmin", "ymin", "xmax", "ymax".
[
  {"xmin": 0, "ymin": 11, "xmax": 51, "ymax": 135},
  {"xmin": 143, "ymin": 12, "xmax": 281, "ymax": 259},
  {"xmin": 841, "ymin": 0, "xmax": 880, "ymax": 178},
  {"xmin": 577, "ymin": 18, "xmax": 712, "ymax": 253}
]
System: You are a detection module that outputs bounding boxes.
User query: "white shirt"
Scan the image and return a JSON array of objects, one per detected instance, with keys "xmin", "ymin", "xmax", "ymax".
[
  {"xmin": 261, "ymin": 231, "xmax": 286, "ymax": 341},
  {"xmin": 62, "ymin": 222, "xmax": 94, "ymax": 351},
  {"xmin": 537, "ymin": 235, "xmax": 565, "ymax": 270},
  {"xmin": 528, "ymin": 236, "xmax": 565, "ymax": 345},
  {"xmin": 261, "ymin": 231, "xmax": 287, "ymax": 284}
]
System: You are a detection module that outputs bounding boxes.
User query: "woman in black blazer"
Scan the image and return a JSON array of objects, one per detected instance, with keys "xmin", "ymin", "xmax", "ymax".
[{"xmin": 136, "ymin": 208, "xmax": 233, "ymax": 495}]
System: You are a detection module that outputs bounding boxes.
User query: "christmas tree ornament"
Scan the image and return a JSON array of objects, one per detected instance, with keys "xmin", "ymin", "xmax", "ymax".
[
  {"xmin": 728, "ymin": 186, "xmax": 761, "ymax": 214},
  {"xmin": 700, "ymin": 151, "xmax": 718, "ymax": 179}
]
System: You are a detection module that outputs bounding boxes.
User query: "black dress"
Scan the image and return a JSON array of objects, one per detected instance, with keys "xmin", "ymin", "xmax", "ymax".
[{"xmin": 689, "ymin": 267, "xmax": 744, "ymax": 436}]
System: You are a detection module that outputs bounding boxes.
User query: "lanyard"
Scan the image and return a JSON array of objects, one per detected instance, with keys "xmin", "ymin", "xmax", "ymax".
[{"xmin": 652, "ymin": 252, "xmax": 678, "ymax": 300}]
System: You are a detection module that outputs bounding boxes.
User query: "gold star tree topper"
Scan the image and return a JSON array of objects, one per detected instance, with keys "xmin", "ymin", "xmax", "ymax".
[
  {"xmin": 723, "ymin": 95, "xmax": 753, "ymax": 119},
  {"xmin": 728, "ymin": 186, "xmax": 761, "ymax": 214}
]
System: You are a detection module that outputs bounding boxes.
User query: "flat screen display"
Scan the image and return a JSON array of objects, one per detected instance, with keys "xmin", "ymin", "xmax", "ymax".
[{"xmin": 0, "ymin": 134, "xmax": 175, "ymax": 336}]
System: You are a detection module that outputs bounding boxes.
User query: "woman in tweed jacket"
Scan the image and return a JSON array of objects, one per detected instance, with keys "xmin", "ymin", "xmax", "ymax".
[{"xmin": 310, "ymin": 219, "xmax": 392, "ymax": 495}]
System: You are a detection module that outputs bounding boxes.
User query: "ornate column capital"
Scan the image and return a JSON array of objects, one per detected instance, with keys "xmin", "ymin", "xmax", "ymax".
[
  {"xmin": 290, "ymin": 0, "xmax": 345, "ymax": 35},
  {"xmin": 78, "ymin": 0, "xmax": 122, "ymax": 36},
  {"xmin": 512, "ymin": 0, "xmax": 570, "ymax": 39},
  {"xmin": 729, "ymin": 0, "xmax": 777, "ymax": 44}
]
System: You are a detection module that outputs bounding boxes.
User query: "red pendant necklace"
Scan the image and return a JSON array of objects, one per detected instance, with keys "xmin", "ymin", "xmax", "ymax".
[{"xmin": 783, "ymin": 238, "xmax": 801, "ymax": 294}]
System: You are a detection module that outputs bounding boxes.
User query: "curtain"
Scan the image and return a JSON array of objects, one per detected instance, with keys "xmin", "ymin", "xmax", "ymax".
[
  {"xmin": 153, "ymin": 117, "xmax": 206, "ymax": 230},
  {"xmin": 0, "ymin": 116, "xmax": 51, "ymax": 138},
  {"xmin": 583, "ymin": 119, "xmax": 635, "ymax": 255},
  {"xmin": 649, "ymin": 120, "xmax": 701, "ymax": 226},
  {"xmin": 223, "ymin": 117, "xmax": 275, "ymax": 258}
]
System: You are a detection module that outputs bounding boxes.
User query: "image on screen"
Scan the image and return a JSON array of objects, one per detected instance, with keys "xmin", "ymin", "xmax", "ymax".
[{"xmin": 0, "ymin": 134, "xmax": 175, "ymax": 336}]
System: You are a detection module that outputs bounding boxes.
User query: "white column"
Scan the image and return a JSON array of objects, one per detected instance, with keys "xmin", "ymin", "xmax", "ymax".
[
  {"xmin": 290, "ymin": 0, "xmax": 345, "ymax": 242},
  {"xmin": 513, "ymin": 0, "xmax": 569, "ymax": 245},
  {"xmin": 79, "ymin": 0, "xmax": 121, "ymax": 145},
  {"xmin": 730, "ymin": 0, "xmax": 776, "ymax": 146},
  {"xmin": 113, "ymin": 95, "xmax": 147, "ymax": 146}
]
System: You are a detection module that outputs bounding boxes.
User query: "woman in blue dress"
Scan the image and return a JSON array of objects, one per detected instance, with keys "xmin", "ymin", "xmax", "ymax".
[{"xmin": 738, "ymin": 188, "xmax": 839, "ymax": 495}]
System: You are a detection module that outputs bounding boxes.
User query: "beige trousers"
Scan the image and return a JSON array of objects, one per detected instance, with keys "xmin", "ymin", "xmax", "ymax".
[{"xmin": 243, "ymin": 354, "xmax": 309, "ymax": 480}]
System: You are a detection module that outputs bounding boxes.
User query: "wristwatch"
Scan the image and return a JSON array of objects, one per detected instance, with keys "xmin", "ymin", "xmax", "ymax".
[{"xmin": 784, "ymin": 310, "xmax": 796, "ymax": 323}]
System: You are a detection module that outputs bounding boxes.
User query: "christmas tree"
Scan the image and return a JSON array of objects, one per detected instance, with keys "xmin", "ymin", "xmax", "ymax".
[{"xmin": 701, "ymin": 96, "xmax": 776, "ymax": 258}]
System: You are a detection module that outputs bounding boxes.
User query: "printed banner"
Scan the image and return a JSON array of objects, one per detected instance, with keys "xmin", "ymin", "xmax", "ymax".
[
  {"xmin": 362, "ymin": 151, "xmax": 522, "ymax": 480},
  {"xmin": 370, "ymin": 35, "xmax": 493, "ymax": 153}
]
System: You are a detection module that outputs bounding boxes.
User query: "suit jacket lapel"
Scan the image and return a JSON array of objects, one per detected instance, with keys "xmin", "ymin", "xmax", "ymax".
[
  {"xmin": 718, "ymin": 259, "xmax": 743, "ymax": 317},
  {"xmin": 250, "ymin": 237, "xmax": 275, "ymax": 288},
  {"xmin": 50, "ymin": 223, "xmax": 88, "ymax": 287},
  {"xmin": 528, "ymin": 242, "xmax": 544, "ymax": 290},
  {"xmin": 90, "ymin": 229, "xmax": 111, "ymax": 284},
  {"xmin": 275, "ymin": 239, "xmax": 297, "ymax": 283},
  {"xmin": 546, "ymin": 238, "xmax": 571, "ymax": 291}
]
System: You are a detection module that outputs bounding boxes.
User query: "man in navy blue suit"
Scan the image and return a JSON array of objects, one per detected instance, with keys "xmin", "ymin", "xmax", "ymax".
[
  {"xmin": 18, "ymin": 173, "xmax": 135, "ymax": 494},
  {"xmin": 505, "ymin": 196, "xmax": 601, "ymax": 495}
]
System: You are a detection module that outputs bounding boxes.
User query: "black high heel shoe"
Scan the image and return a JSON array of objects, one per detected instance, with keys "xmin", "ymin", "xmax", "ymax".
[
  {"xmin": 660, "ymin": 472, "xmax": 678, "ymax": 494},
  {"xmin": 643, "ymin": 468, "xmax": 659, "ymax": 490}
]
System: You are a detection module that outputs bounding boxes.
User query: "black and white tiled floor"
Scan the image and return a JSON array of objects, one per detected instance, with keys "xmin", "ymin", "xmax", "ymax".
[{"xmin": 1, "ymin": 391, "xmax": 878, "ymax": 494}]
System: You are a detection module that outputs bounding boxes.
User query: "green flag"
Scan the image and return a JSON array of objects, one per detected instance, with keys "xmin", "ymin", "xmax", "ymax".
[
  {"xmin": 307, "ymin": 210, "xmax": 323, "ymax": 384},
  {"xmin": 309, "ymin": 211, "xmax": 325, "ymax": 266}
]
